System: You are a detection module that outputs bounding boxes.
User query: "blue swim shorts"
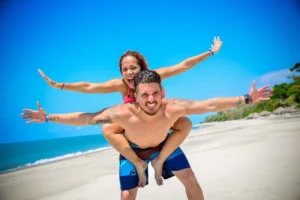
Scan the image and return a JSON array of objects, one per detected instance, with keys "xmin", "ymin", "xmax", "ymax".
[{"xmin": 119, "ymin": 138, "xmax": 190, "ymax": 191}]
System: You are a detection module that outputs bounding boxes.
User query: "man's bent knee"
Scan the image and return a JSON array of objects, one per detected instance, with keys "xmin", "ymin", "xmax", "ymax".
[
  {"xmin": 121, "ymin": 188, "xmax": 138, "ymax": 200},
  {"xmin": 185, "ymin": 169, "xmax": 198, "ymax": 184},
  {"xmin": 176, "ymin": 168, "xmax": 198, "ymax": 187},
  {"xmin": 174, "ymin": 168, "xmax": 204, "ymax": 199}
]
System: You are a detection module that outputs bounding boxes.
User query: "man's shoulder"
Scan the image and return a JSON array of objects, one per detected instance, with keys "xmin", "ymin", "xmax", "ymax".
[
  {"xmin": 164, "ymin": 98, "xmax": 195, "ymax": 115},
  {"xmin": 165, "ymin": 98, "xmax": 195, "ymax": 108},
  {"xmin": 108, "ymin": 103, "xmax": 135, "ymax": 118}
]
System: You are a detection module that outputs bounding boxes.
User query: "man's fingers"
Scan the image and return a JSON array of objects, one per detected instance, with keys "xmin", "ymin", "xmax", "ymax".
[
  {"xmin": 262, "ymin": 89, "xmax": 272, "ymax": 93},
  {"xmin": 22, "ymin": 116, "xmax": 31, "ymax": 120},
  {"xmin": 36, "ymin": 101, "xmax": 42, "ymax": 110},
  {"xmin": 263, "ymin": 93, "xmax": 273, "ymax": 97},
  {"xmin": 23, "ymin": 109, "xmax": 33, "ymax": 113},
  {"xmin": 252, "ymin": 80, "xmax": 257, "ymax": 89},
  {"xmin": 259, "ymin": 85, "xmax": 271, "ymax": 91},
  {"xmin": 26, "ymin": 119, "xmax": 40, "ymax": 124},
  {"xmin": 21, "ymin": 113, "xmax": 32, "ymax": 117},
  {"xmin": 26, "ymin": 120, "xmax": 34, "ymax": 124},
  {"xmin": 263, "ymin": 85, "xmax": 271, "ymax": 90},
  {"xmin": 262, "ymin": 90, "xmax": 272, "ymax": 96},
  {"xmin": 256, "ymin": 97, "xmax": 271, "ymax": 102}
]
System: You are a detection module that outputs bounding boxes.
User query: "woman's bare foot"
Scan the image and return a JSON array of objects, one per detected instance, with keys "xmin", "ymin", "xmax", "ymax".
[
  {"xmin": 151, "ymin": 157, "xmax": 164, "ymax": 185},
  {"xmin": 134, "ymin": 160, "xmax": 148, "ymax": 188}
]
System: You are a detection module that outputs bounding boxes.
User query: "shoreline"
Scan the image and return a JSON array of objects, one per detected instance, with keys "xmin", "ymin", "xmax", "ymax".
[
  {"xmin": 2, "ymin": 123, "xmax": 203, "ymax": 175},
  {"xmin": 0, "ymin": 146, "xmax": 113, "ymax": 175},
  {"xmin": 199, "ymin": 113, "xmax": 300, "ymax": 126},
  {"xmin": 1, "ymin": 115, "xmax": 299, "ymax": 200},
  {"xmin": 3, "ymin": 114, "xmax": 299, "ymax": 175}
]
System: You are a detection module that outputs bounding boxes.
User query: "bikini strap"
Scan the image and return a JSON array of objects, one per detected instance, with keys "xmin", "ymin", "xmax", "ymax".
[{"xmin": 126, "ymin": 85, "xmax": 131, "ymax": 96}]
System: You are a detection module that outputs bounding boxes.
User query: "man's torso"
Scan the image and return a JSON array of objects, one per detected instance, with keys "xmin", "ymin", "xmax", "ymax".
[{"xmin": 118, "ymin": 101, "xmax": 180, "ymax": 148}]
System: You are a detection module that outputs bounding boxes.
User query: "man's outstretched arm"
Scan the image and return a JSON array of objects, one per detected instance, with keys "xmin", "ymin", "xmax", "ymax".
[
  {"xmin": 171, "ymin": 81, "xmax": 272, "ymax": 115},
  {"xmin": 21, "ymin": 102, "xmax": 121, "ymax": 126}
]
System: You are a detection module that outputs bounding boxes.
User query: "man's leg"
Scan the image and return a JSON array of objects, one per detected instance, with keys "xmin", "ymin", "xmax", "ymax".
[
  {"xmin": 102, "ymin": 124, "xmax": 148, "ymax": 187},
  {"xmin": 160, "ymin": 146, "xmax": 204, "ymax": 200},
  {"xmin": 121, "ymin": 188, "xmax": 139, "ymax": 200},
  {"xmin": 173, "ymin": 168, "xmax": 204, "ymax": 200},
  {"xmin": 151, "ymin": 116, "xmax": 192, "ymax": 185},
  {"xmin": 119, "ymin": 153, "xmax": 149, "ymax": 200}
]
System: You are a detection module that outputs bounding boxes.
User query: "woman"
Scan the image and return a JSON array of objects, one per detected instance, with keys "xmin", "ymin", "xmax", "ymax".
[{"xmin": 38, "ymin": 37, "xmax": 222, "ymax": 187}]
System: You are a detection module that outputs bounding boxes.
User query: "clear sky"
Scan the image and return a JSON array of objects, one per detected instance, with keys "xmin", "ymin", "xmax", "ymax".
[{"xmin": 1, "ymin": 0, "xmax": 299, "ymax": 143}]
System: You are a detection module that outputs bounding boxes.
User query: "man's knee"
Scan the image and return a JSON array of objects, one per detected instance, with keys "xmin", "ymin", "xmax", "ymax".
[
  {"xmin": 181, "ymin": 168, "xmax": 198, "ymax": 186},
  {"xmin": 121, "ymin": 189, "xmax": 137, "ymax": 200},
  {"xmin": 180, "ymin": 169, "xmax": 204, "ymax": 198}
]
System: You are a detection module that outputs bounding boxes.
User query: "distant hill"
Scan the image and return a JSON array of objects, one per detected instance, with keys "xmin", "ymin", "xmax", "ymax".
[{"xmin": 200, "ymin": 62, "xmax": 300, "ymax": 123}]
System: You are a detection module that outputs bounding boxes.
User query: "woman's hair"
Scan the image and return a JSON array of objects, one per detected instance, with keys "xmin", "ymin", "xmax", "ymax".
[{"xmin": 119, "ymin": 50, "xmax": 148, "ymax": 72}]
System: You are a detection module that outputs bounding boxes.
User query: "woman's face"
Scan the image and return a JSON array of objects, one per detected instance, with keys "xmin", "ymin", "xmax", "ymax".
[{"xmin": 121, "ymin": 56, "xmax": 141, "ymax": 89}]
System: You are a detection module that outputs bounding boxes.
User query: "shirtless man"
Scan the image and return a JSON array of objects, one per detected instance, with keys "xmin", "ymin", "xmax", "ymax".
[{"xmin": 21, "ymin": 70, "xmax": 272, "ymax": 200}]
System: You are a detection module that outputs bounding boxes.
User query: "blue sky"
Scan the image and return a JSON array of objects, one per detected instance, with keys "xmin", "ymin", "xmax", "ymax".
[{"xmin": 0, "ymin": 0, "xmax": 299, "ymax": 143}]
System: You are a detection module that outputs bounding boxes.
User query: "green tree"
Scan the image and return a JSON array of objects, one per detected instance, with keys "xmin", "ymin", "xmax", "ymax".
[
  {"xmin": 272, "ymin": 83, "xmax": 289, "ymax": 100},
  {"xmin": 200, "ymin": 62, "xmax": 300, "ymax": 123},
  {"xmin": 290, "ymin": 62, "xmax": 300, "ymax": 72}
]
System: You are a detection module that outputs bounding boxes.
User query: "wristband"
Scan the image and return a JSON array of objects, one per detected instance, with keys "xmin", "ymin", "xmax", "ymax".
[
  {"xmin": 60, "ymin": 83, "xmax": 65, "ymax": 90},
  {"xmin": 244, "ymin": 94, "xmax": 253, "ymax": 104},
  {"xmin": 208, "ymin": 49, "xmax": 214, "ymax": 56},
  {"xmin": 45, "ymin": 115, "xmax": 49, "ymax": 123}
]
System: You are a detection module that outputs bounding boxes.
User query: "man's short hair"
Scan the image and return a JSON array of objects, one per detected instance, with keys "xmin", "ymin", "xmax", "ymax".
[{"xmin": 133, "ymin": 70, "xmax": 162, "ymax": 91}]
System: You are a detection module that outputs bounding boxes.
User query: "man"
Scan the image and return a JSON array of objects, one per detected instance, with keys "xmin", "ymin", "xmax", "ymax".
[{"xmin": 21, "ymin": 70, "xmax": 272, "ymax": 200}]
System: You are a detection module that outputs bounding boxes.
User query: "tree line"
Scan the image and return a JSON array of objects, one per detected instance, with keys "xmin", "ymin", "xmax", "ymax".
[{"xmin": 202, "ymin": 62, "xmax": 300, "ymax": 123}]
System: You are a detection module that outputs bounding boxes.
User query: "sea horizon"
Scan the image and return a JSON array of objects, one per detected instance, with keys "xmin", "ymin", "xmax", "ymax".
[
  {"xmin": 0, "ymin": 134, "xmax": 111, "ymax": 174},
  {"xmin": 0, "ymin": 125, "xmax": 202, "ymax": 174}
]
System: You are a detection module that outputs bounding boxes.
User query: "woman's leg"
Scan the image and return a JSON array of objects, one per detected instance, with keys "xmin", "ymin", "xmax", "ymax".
[
  {"xmin": 151, "ymin": 116, "xmax": 192, "ymax": 185},
  {"xmin": 102, "ymin": 123, "xmax": 148, "ymax": 188}
]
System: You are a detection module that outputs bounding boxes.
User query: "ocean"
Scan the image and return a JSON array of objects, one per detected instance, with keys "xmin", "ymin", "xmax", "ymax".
[
  {"xmin": 0, "ymin": 126, "xmax": 202, "ymax": 174},
  {"xmin": 0, "ymin": 134, "xmax": 110, "ymax": 174}
]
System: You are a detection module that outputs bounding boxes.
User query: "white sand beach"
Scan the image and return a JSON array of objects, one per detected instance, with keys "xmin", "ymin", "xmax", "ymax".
[{"xmin": 1, "ymin": 115, "xmax": 300, "ymax": 200}]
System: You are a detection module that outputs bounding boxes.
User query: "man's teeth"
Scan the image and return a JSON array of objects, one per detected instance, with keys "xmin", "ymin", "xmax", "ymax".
[{"xmin": 147, "ymin": 103, "xmax": 155, "ymax": 107}]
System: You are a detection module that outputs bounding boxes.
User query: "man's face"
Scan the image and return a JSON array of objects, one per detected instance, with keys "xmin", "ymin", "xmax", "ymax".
[{"xmin": 135, "ymin": 83, "xmax": 163, "ymax": 116}]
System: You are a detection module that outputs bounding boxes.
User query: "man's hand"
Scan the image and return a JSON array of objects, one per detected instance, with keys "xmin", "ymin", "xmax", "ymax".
[
  {"xmin": 249, "ymin": 81, "xmax": 272, "ymax": 103},
  {"xmin": 21, "ymin": 102, "xmax": 47, "ymax": 124},
  {"xmin": 38, "ymin": 69, "xmax": 62, "ymax": 89},
  {"xmin": 210, "ymin": 36, "xmax": 222, "ymax": 54}
]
